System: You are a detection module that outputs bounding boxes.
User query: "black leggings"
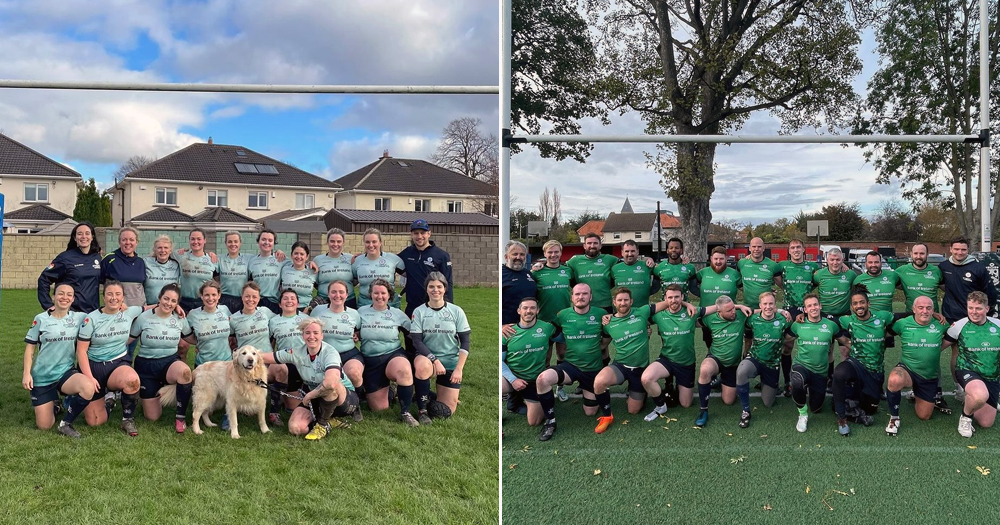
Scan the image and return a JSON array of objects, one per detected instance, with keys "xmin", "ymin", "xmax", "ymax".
[
  {"xmin": 831, "ymin": 361, "xmax": 879, "ymax": 418},
  {"xmin": 790, "ymin": 364, "xmax": 827, "ymax": 413}
]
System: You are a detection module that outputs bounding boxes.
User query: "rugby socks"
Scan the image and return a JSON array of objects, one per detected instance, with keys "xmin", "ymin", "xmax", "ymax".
[
  {"xmin": 397, "ymin": 384, "xmax": 414, "ymax": 415},
  {"xmin": 887, "ymin": 389, "xmax": 901, "ymax": 417},
  {"xmin": 62, "ymin": 395, "xmax": 89, "ymax": 425},
  {"xmin": 538, "ymin": 390, "xmax": 556, "ymax": 424},
  {"xmin": 597, "ymin": 391, "xmax": 612, "ymax": 416},
  {"xmin": 175, "ymin": 382, "xmax": 193, "ymax": 421},
  {"xmin": 827, "ymin": 362, "xmax": 834, "ymax": 382},
  {"xmin": 314, "ymin": 398, "xmax": 337, "ymax": 427},
  {"xmin": 414, "ymin": 377, "xmax": 431, "ymax": 411},
  {"xmin": 697, "ymin": 382, "xmax": 712, "ymax": 411},
  {"xmin": 121, "ymin": 393, "xmax": 138, "ymax": 420},
  {"xmin": 652, "ymin": 392, "xmax": 667, "ymax": 407},
  {"xmin": 780, "ymin": 354, "xmax": 792, "ymax": 385},
  {"xmin": 602, "ymin": 357, "xmax": 611, "ymax": 367},
  {"xmin": 962, "ymin": 410, "xmax": 974, "ymax": 419},
  {"xmin": 736, "ymin": 383, "xmax": 751, "ymax": 412},
  {"xmin": 798, "ymin": 405, "xmax": 809, "ymax": 417},
  {"xmin": 270, "ymin": 382, "xmax": 288, "ymax": 415},
  {"xmin": 355, "ymin": 384, "xmax": 367, "ymax": 403}
]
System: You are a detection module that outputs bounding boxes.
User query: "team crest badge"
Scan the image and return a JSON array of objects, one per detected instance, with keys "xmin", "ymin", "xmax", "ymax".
[
  {"xmin": 47, "ymin": 262, "xmax": 55, "ymax": 270},
  {"xmin": 536, "ymin": 327, "xmax": 543, "ymax": 333},
  {"xmin": 874, "ymin": 319, "xmax": 880, "ymax": 325},
  {"xmin": 774, "ymin": 320, "xmax": 780, "ymax": 327},
  {"xmin": 31, "ymin": 320, "xmax": 38, "ymax": 327}
]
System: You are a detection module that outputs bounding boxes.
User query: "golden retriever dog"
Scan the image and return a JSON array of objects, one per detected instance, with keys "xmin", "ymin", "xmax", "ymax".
[{"xmin": 189, "ymin": 345, "xmax": 270, "ymax": 439}]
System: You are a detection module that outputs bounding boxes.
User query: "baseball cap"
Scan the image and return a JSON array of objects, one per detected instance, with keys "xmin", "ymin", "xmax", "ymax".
[{"xmin": 410, "ymin": 219, "xmax": 430, "ymax": 231}]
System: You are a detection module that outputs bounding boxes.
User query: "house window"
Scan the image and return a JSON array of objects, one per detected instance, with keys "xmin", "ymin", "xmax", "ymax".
[
  {"xmin": 447, "ymin": 200, "xmax": 463, "ymax": 213},
  {"xmin": 207, "ymin": 189, "xmax": 228, "ymax": 207},
  {"xmin": 295, "ymin": 193, "xmax": 315, "ymax": 209},
  {"xmin": 414, "ymin": 199, "xmax": 431, "ymax": 212},
  {"xmin": 248, "ymin": 191, "xmax": 269, "ymax": 209},
  {"xmin": 482, "ymin": 201, "xmax": 498, "ymax": 216},
  {"xmin": 613, "ymin": 232, "xmax": 621, "ymax": 240},
  {"xmin": 23, "ymin": 183, "xmax": 49, "ymax": 203},
  {"xmin": 375, "ymin": 198, "xmax": 391, "ymax": 211},
  {"xmin": 155, "ymin": 187, "xmax": 177, "ymax": 206},
  {"xmin": 635, "ymin": 231, "xmax": 642, "ymax": 239}
]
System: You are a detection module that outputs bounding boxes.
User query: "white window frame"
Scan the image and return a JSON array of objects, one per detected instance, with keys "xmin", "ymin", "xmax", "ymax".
[
  {"xmin": 447, "ymin": 200, "xmax": 463, "ymax": 213},
  {"xmin": 634, "ymin": 231, "xmax": 642, "ymax": 239},
  {"xmin": 295, "ymin": 193, "xmax": 315, "ymax": 209},
  {"xmin": 414, "ymin": 199, "xmax": 431, "ymax": 212},
  {"xmin": 375, "ymin": 197, "xmax": 391, "ymax": 211},
  {"xmin": 207, "ymin": 189, "xmax": 228, "ymax": 207},
  {"xmin": 248, "ymin": 191, "xmax": 269, "ymax": 209},
  {"xmin": 154, "ymin": 187, "xmax": 178, "ymax": 206},
  {"xmin": 23, "ymin": 183, "xmax": 49, "ymax": 203}
]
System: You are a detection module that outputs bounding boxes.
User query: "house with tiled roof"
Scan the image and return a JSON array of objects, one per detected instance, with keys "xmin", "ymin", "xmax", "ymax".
[
  {"xmin": 598, "ymin": 198, "xmax": 681, "ymax": 245},
  {"xmin": 576, "ymin": 220, "xmax": 606, "ymax": 243},
  {"xmin": 0, "ymin": 133, "xmax": 84, "ymax": 232},
  {"xmin": 111, "ymin": 139, "xmax": 341, "ymax": 227},
  {"xmin": 333, "ymin": 151, "xmax": 498, "ymax": 217}
]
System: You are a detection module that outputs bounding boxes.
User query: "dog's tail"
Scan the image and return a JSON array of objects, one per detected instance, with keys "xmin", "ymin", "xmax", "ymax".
[{"xmin": 158, "ymin": 384, "xmax": 178, "ymax": 407}]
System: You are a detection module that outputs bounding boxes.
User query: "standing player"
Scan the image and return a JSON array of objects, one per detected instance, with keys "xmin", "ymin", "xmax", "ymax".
[
  {"xmin": 896, "ymin": 243, "xmax": 944, "ymax": 312},
  {"xmin": 352, "ymin": 228, "xmax": 406, "ymax": 309},
  {"xmin": 531, "ymin": 240, "xmax": 575, "ymax": 401},
  {"xmin": 884, "ymin": 296, "xmax": 949, "ymax": 435},
  {"xmin": 611, "ymin": 240, "xmax": 657, "ymax": 303},
  {"xmin": 736, "ymin": 291, "xmax": 791, "ymax": 428},
  {"xmin": 248, "ymin": 229, "xmax": 286, "ymax": 314},
  {"xmin": 501, "ymin": 241, "xmax": 535, "ymax": 326},
  {"xmin": 501, "ymin": 297, "xmax": 561, "ymax": 441},
  {"xmin": 695, "ymin": 246, "xmax": 742, "ymax": 350},
  {"xmin": 568, "ymin": 234, "xmax": 622, "ymax": 365},
  {"xmin": 737, "ymin": 237, "xmax": 783, "ymax": 310},
  {"xmin": 852, "ymin": 252, "xmax": 899, "ymax": 315},
  {"xmin": 694, "ymin": 296, "xmax": 753, "ymax": 427},
  {"xmin": 216, "ymin": 231, "xmax": 252, "ymax": 313},
  {"xmin": 176, "ymin": 228, "xmax": 218, "ymax": 312},
  {"xmin": 398, "ymin": 219, "xmax": 453, "ymax": 316},
  {"xmin": 939, "ymin": 237, "xmax": 998, "ymax": 405},
  {"xmin": 831, "ymin": 285, "xmax": 893, "ymax": 436},
  {"xmin": 945, "ymin": 291, "xmax": 1000, "ymax": 437},
  {"xmin": 778, "ymin": 239, "xmax": 818, "ymax": 396},
  {"xmin": 143, "ymin": 236, "xmax": 181, "ymax": 306},
  {"xmin": 812, "ymin": 247, "xmax": 853, "ymax": 384},
  {"xmin": 313, "ymin": 228, "xmax": 357, "ymax": 310},
  {"xmin": 653, "ymin": 238, "xmax": 697, "ymax": 299},
  {"xmin": 787, "ymin": 293, "xmax": 841, "ymax": 433}
]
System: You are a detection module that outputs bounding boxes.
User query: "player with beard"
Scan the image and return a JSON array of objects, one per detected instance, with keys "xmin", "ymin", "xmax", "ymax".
[
  {"xmin": 612, "ymin": 240, "xmax": 658, "ymax": 303},
  {"xmin": 694, "ymin": 247, "xmax": 743, "ymax": 351},
  {"xmin": 884, "ymin": 296, "xmax": 950, "ymax": 435},
  {"xmin": 653, "ymin": 238, "xmax": 698, "ymax": 299},
  {"xmin": 502, "ymin": 241, "xmax": 535, "ymax": 326},
  {"xmin": 777, "ymin": 239, "xmax": 818, "ymax": 397},
  {"xmin": 502, "ymin": 297, "xmax": 562, "ymax": 441},
  {"xmin": 946, "ymin": 291, "xmax": 1000, "ymax": 437}
]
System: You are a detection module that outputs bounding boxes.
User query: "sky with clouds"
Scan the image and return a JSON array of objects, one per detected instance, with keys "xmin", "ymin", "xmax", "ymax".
[
  {"xmin": 509, "ymin": 27, "xmax": 926, "ymax": 226},
  {"xmin": 0, "ymin": 0, "xmax": 498, "ymax": 190}
]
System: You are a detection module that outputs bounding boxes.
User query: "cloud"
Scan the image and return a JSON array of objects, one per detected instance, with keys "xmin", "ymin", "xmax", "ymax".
[{"xmin": 326, "ymin": 132, "xmax": 438, "ymax": 178}]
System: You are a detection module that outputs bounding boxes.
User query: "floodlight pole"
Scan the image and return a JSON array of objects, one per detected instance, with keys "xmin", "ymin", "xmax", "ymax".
[
  {"xmin": 979, "ymin": 0, "xmax": 992, "ymax": 252},
  {"xmin": 501, "ymin": 0, "xmax": 512, "ymax": 261}
]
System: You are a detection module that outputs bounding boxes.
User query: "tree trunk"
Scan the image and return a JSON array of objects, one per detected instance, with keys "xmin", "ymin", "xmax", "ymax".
[{"xmin": 673, "ymin": 142, "xmax": 717, "ymax": 263}]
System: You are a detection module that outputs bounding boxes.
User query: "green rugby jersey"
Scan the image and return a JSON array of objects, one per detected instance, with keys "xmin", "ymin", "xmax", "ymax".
[
  {"xmin": 812, "ymin": 267, "xmax": 854, "ymax": 316},
  {"xmin": 143, "ymin": 257, "xmax": 180, "ymax": 305},
  {"xmin": 654, "ymin": 260, "xmax": 696, "ymax": 298},
  {"xmin": 248, "ymin": 255, "xmax": 287, "ymax": 302},
  {"xmin": 838, "ymin": 310, "xmax": 894, "ymax": 373},
  {"xmin": 651, "ymin": 306, "xmax": 703, "ymax": 366},
  {"xmin": 789, "ymin": 318, "xmax": 841, "ymax": 374},
  {"xmin": 612, "ymin": 261, "xmax": 655, "ymax": 303},
  {"xmin": 314, "ymin": 253, "xmax": 356, "ymax": 302},
  {"xmin": 531, "ymin": 264, "xmax": 574, "ymax": 322},
  {"xmin": 279, "ymin": 265, "xmax": 317, "ymax": 308},
  {"xmin": 890, "ymin": 315, "xmax": 947, "ymax": 379},
  {"xmin": 737, "ymin": 257, "xmax": 782, "ymax": 309},
  {"xmin": 895, "ymin": 264, "xmax": 943, "ymax": 311},
  {"xmin": 229, "ymin": 307, "xmax": 276, "ymax": 351},
  {"xmin": 216, "ymin": 254, "xmax": 250, "ymax": 297},
  {"xmin": 274, "ymin": 341, "xmax": 351, "ymax": 391},
  {"xmin": 410, "ymin": 302, "xmax": 471, "ymax": 370},
  {"xmin": 553, "ymin": 306, "xmax": 605, "ymax": 372},
  {"xmin": 130, "ymin": 309, "xmax": 192, "ymax": 359},
  {"xmin": 703, "ymin": 310, "xmax": 749, "ymax": 367},
  {"xmin": 947, "ymin": 317, "xmax": 1000, "ymax": 381},
  {"xmin": 778, "ymin": 260, "xmax": 817, "ymax": 308},
  {"xmin": 502, "ymin": 320, "xmax": 559, "ymax": 380},
  {"xmin": 567, "ymin": 254, "xmax": 618, "ymax": 308},
  {"xmin": 25, "ymin": 311, "xmax": 87, "ymax": 386},
  {"xmin": 852, "ymin": 270, "xmax": 900, "ymax": 312},
  {"xmin": 696, "ymin": 267, "xmax": 742, "ymax": 307},
  {"xmin": 603, "ymin": 304, "xmax": 655, "ymax": 368},
  {"xmin": 746, "ymin": 313, "xmax": 791, "ymax": 367},
  {"xmin": 78, "ymin": 306, "xmax": 144, "ymax": 362},
  {"xmin": 310, "ymin": 305, "xmax": 361, "ymax": 354},
  {"xmin": 178, "ymin": 251, "xmax": 217, "ymax": 300},
  {"xmin": 353, "ymin": 253, "xmax": 405, "ymax": 308},
  {"xmin": 186, "ymin": 305, "xmax": 233, "ymax": 365},
  {"xmin": 269, "ymin": 312, "xmax": 310, "ymax": 354},
  {"xmin": 357, "ymin": 305, "xmax": 411, "ymax": 357}
]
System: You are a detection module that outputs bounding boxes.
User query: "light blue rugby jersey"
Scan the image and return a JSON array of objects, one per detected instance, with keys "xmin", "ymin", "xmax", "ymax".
[
  {"xmin": 130, "ymin": 309, "xmax": 193, "ymax": 359},
  {"xmin": 358, "ymin": 305, "xmax": 411, "ymax": 357},
  {"xmin": 230, "ymin": 307, "xmax": 276, "ymax": 351},
  {"xmin": 217, "ymin": 254, "xmax": 251, "ymax": 297},
  {"xmin": 25, "ymin": 311, "xmax": 87, "ymax": 386},
  {"xmin": 352, "ymin": 253, "xmax": 405, "ymax": 308},
  {"xmin": 310, "ymin": 304, "xmax": 361, "ymax": 354},
  {"xmin": 78, "ymin": 306, "xmax": 144, "ymax": 361},
  {"xmin": 314, "ymin": 253, "xmax": 355, "ymax": 301},
  {"xmin": 143, "ymin": 257, "xmax": 180, "ymax": 305},
  {"xmin": 187, "ymin": 305, "xmax": 233, "ymax": 365},
  {"xmin": 410, "ymin": 302, "xmax": 471, "ymax": 370}
]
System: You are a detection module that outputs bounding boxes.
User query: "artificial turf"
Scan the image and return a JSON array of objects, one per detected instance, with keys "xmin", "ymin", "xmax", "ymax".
[
  {"xmin": 502, "ymin": 294, "xmax": 1000, "ymax": 523},
  {"xmin": 1, "ymin": 288, "xmax": 499, "ymax": 525}
]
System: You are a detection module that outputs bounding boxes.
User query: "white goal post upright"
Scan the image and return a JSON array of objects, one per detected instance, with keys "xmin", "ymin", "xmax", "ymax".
[{"xmin": 500, "ymin": 0, "xmax": 993, "ymax": 254}]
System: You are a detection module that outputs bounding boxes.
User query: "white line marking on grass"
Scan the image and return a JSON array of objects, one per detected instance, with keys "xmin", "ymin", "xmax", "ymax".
[{"xmin": 503, "ymin": 444, "xmax": 1000, "ymax": 456}]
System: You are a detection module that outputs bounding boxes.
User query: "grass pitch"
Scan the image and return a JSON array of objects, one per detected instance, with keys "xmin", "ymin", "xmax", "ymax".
[
  {"xmin": 1, "ymin": 288, "xmax": 498, "ymax": 525},
  {"xmin": 502, "ymin": 296, "xmax": 1000, "ymax": 523}
]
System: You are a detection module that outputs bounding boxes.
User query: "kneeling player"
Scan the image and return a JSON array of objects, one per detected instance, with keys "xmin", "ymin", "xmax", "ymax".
[
  {"xmin": 694, "ymin": 296, "xmax": 752, "ymax": 427},
  {"xmin": 946, "ymin": 291, "xmax": 1000, "ymax": 438},
  {"xmin": 735, "ymin": 291, "xmax": 790, "ymax": 428},
  {"xmin": 884, "ymin": 296, "xmax": 950, "ymax": 435},
  {"xmin": 787, "ymin": 294, "xmax": 840, "ymax": 432},
  {"xmin": 502, "ymin": 297, "xmax": 561, "ymax": 441},
  {"xmin": 831, "ymin": 285, "xmax": 892, "ymax": 436}
]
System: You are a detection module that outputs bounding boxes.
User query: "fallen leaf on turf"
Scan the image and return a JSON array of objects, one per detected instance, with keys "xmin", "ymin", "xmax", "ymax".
[
  {"xmin": 594, "ymin": 469, "xmax": 601, "ymax": 476},
  {"xmin": 850, "ymin": 488, "xmax": 855, "ymax": 495},
  {"xmin": 509, "ymin": 464, "xmax": 517, "ymax": 469},
  {"xmin": 760, "ymin": 434, "xmax": 768, "ymax": 438},
  {"xmin": 730, "ymin": 455, "xmax": 747, "ymax": 464},
  {"xmin": 521, "ymin": 445, "xmax": 531, "ymax": 452},
  {"xmin": 662, "ymin": 426, "xmax": 670, "ymax": 430},
  {"xmin": 727, "ymin": 433, "xmax": 733, "ymax": 436},
  {"xmin": 805, "ymin": 485, "xmax": 811, "ymax": 494},
  {"xmin": 621, "ymin": 420, "xmax": 628, "ymax": 425},
  {"xmin": 763, "ymin": 504, "xmax": 772, "ymax": 511},
  {"xmin": 667, "ymin": 504, "xmax": 671, "ymax": 508},
  {"xmin": 976, "ymin": 466, "xmax": 991, "ymax": 476},
  {"xmin": 816, "ymin": 444, "xmax": 822, "ymax": 448},
  {"xmin": 554, "ymin": 450, "xmax": 558, "ymax": 454},
  {"xmin": 692, "ymin": 426, "xmax": 702, "ymax": 430},
  {"xmin": 968, "ymin": 446, "xmax": 977, "ymax": 450},
  {"xmin": 665, "ymin": 417, "xmax": 678, "ymax": 423}
]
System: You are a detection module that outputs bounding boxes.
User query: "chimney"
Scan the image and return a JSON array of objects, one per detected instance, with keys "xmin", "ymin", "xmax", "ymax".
[
  {"xmin": 382, "ymin": 149, "xmax": 389, "ymax": 158},
  {"xmin": 208, "ymin": 136, "xmax": 213, "ymax": 145}
]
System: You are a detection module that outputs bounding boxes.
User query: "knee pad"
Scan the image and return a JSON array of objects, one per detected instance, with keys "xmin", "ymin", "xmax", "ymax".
[
  {"xmin": 790, "ymin": 370, "xmax": 805, "ymax": 389},
  {"xmin": 582, "ymin": 397, "xmax": 598, "ymax": 407}
]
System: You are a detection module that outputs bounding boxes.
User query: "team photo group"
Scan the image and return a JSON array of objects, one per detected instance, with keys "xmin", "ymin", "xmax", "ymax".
[
  {"xmin": 25, "ymin": 219, "xmax": 471, "ymax": 441},
  {"xmin": 502, "ymin": 233, "xmax": 1000, "ymax": 441}
]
